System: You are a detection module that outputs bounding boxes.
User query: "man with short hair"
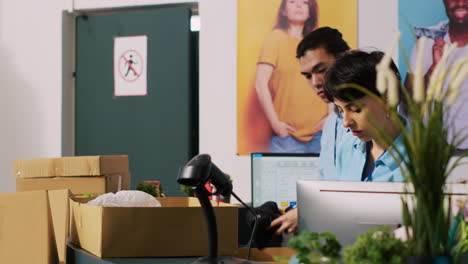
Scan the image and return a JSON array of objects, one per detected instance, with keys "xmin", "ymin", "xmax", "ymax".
[
  {"xmin": 270, "ymin": 27, "xmax": 351, "ymax": 234},
  {"xmin": 296, "ymin": 27, "xmax": 351, "ymax": 181}
]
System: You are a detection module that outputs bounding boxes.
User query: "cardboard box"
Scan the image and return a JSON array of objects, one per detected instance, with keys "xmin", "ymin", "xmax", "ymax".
[
  {"xmin": 14, "ymin": 155, "xmax": 129, "ymax": 178},
  {"xmin": 16, "ymin": 172, "xmax": 130, "ymax": 195},
  {"xmin": 69, "ymin": 197, "xmax": 238, "ymax": 258},
  {"xmin": 0, "ymin": 189, "xmax": 70, "ymax": 264},
  {"xmin": 13, "ymin": 155, "xmax": 130, "ymax": 195}
]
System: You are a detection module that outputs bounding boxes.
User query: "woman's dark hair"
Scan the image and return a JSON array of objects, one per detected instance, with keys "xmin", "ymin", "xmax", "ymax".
[
  {"xmin": 275, "ymin": 0, "xmax": 318, "ymax": 36},
  {"xmin": 323, "ymin": 50, "xmax": 401, "ymax": 103}
]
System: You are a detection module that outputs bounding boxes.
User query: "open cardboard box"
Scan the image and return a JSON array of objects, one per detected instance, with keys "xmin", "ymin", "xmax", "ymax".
[
  {"xmin": 0, "ymin": 189, "xmax": 71, "ymax": 264},
  {"xmin": 14, "ymin": 155, "xmax": 130, "ymax": 195},
  {"xmin": 0, "ymin": 188, "xmax": 290, "ymax": 263},
  {"xmin": 69, "ymin": 196, "xmax": 239, "ymax": 258}
]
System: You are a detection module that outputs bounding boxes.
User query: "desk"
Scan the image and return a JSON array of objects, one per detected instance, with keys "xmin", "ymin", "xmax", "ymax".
[
  {"xmin": 68, "ymin": 242, "xmax": 295, "ymax": 264},
  {"xmin": 68, "ymin": 243, "xmax": 197, "ymax": 264}
]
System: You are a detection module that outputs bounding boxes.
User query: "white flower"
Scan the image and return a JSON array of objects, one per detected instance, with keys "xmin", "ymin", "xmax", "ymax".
[
  {"xmin": 372, "ymin": 230, "xmax": 384, "ymax": 240},
  {"xmin": 427, "ymin": 42, "xmax": 457, "ymax": 102},
  {"xmin": 376, "ymin": 31, "xmax": 400, "ymax": 106},
  {"xmin": 387, "ymin": 69, "xmax": 399, "ymax": 106},
  {"xmin": 448, "ymin": 58, "xmax": 468, "ymax": 104},
  {"xmin": 413, "ymin": 37, "xmax": 427, "ymax": 103}
]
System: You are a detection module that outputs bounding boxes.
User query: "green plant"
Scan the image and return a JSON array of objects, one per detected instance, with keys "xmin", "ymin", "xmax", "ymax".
[
  {"xmin": 83, "ymin": 193, "xmax": 99, "ymax": 198},
  {"xmin": 343, "ymin": 226, "xmax": 408, "ymax": 264},
  {"xmin": 136, "ymin": 182, "xmax": 157, "ymax": 196},
  {"xmin": 137, "ymin": 181, "xmax": 167, "ymax": 197},
  {"xmin": 451, "ymin": 201, "xmax": 468, "ymax": 263},
  {"xmin": 136, "ymin": 182, "xmax": 156, "ymax": 196},
  {"xmin": 284, "ymin": 230, "xmax": 341, "ymax": 264},
  {"xmin": 370, "ymin": 34, "xmax": 468, "ymax": 258},
  {"xmin": 180, "ymin": 184, "xmax": 195, "ymax": 197}
]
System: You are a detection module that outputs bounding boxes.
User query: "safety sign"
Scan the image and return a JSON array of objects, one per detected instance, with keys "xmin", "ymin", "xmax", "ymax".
[{"xmin": 114, "ymin": 35, "xmax": 147, "ymax": 96}]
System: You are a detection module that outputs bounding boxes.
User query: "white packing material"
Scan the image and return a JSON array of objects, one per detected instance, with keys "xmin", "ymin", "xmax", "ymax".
[{"xmin": 87, "ymin": 190, "xmax": 161, "ymax": 207}]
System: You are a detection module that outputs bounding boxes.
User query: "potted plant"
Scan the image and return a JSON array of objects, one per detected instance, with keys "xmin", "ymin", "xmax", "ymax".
[
  {"xmin": 374, "ymin": 34, "xmax": 468, "ymax": 262},
  {"xmin": 343, "ymin": 226, "xmax": 408, "ymax": 264},
  {"xmin": 451, "ymin": 200, "xmax": 468, "ymax": 263},
  {"xmin": 276, "ymin": 230, "xmax": 341, "ymax": 264},
  {"xmin": 136, "ymin": 181, "xmax": 166, "ymax": 197},
  {"xmin": 180, "ymin": 182, "xmax": 195, "ymax": 197}
]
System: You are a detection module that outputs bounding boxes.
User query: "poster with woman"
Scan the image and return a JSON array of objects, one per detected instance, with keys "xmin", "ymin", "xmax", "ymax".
[
  {"xmin": 237, "ymin": 0, "xmax": 357, "ymax": 156},
  {"xmin": 399, "ymin": 0, "xmax": 468, "ymax": 149}
]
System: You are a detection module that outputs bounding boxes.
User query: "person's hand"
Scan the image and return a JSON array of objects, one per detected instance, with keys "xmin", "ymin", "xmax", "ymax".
[
  {"xmin": 272, "ymin": 120, "xmax": 295, "ymax": 138},
  {"xmin": 425, "ymin": 38, "xmax": 445, "ymax": 85},
  {"xmin": 431, "ymin": 38, "xmax": 445, "ymax": 68},
  {"xmin": 269, "ymin": 208, "xmax": 298, "ymax": 234}
]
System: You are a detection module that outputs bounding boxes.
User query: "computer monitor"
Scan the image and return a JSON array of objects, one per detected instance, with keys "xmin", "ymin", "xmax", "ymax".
[
  {"xmin": 297, "ymin": 180, "xmax": 468, "ymax": 247},
  {"xmin": 447, "ymin": 155, "xmax": 468, "ymax": 183},
  {"xmin": 251, "ymin": 153, "xmax": 320, "ymax": 209}
]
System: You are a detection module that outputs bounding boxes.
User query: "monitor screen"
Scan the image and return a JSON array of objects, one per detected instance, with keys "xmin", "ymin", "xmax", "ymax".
[
  {"xmin": 297, "ymin": 180, "xmax": 468, "ymax": 247},
  {"xmin": 251, "ymin": 153, "xmax": 320, "ymax": 208}
]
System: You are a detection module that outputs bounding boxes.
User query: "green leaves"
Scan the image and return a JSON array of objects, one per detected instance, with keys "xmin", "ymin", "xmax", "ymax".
[
  {"xmin": 180, "ymin": 184, "xmax": 195, "ymax": 197},
  {"xmin": 287, "ymin": 230, "xmax": 342, "ymax": 264},
  {"xmin": 451, "ymin": 205, "xmax": 468, "ymax": 262},
  {"xmin": 400, "ymin": 99, "xmax": 455, "ymax": 257},
  {"xmin": 343, "ymin": 226, "xmax": 408, "ymax": 264},
  {"xmin": 136, "ymin": 182, "xmax": 157, "ymax": 197}
]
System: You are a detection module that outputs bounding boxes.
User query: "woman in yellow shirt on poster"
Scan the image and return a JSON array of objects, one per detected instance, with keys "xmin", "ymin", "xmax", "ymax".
[{"xmin": 255, "ymin": 0, "xmax": 328, "ymax": 153}]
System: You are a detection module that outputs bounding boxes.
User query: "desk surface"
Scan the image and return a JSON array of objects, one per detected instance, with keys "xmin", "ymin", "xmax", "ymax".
[
  {"xmin": 68, "ymin": 243, "xmax": 294, "ymax": 264},
  {"xmin": 68, "ymin": 243, "xmax": 197, "ymax": 264}
]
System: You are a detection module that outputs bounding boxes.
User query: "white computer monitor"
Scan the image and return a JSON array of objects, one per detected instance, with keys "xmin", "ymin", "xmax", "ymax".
[
  {"xmin": 297, "ymin": 180, "xmax": 468, "ymax": 247},
  {"xmin": 251, "ymin": 153, "xmax": 320, "ymax": 209},
  {"xmin": 447, "ymin": 155, "xmax": 468, "ymax": 183}
]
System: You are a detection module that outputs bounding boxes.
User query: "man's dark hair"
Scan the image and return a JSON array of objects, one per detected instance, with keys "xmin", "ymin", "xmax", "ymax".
[
  {"xmin": 323, "ymin": 50, "xmax": 401, "ymax": 103},
  {"xmin": 296, "ymin": 27, "xmax": 350, "ymax": 58}
]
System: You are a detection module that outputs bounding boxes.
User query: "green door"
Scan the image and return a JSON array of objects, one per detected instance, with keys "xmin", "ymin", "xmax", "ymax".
[{"xmin": 75, "ymin": 6, "xmax": 197, "ymax": 196}]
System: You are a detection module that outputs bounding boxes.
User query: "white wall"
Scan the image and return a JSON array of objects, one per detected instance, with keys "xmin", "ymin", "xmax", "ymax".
[
  {"xmin": 0, "ymin": 0, "xmax": 415, "ymax": 200},
  {"xmin": 0, "ymin": 0, "xmax": 67, "ymax": 192}
]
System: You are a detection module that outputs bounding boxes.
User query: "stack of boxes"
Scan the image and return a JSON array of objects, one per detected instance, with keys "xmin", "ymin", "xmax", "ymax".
[
  {"xmin": 1, "ymin": 155, "xmax": 243, "ymax": 263},
  {"xmin": 0, "ymin": 155, "xmax": 131, "ymax": 264},
  {"xmin": 14, "ymin": 155, "xmax": 130, "ymax": 195}
]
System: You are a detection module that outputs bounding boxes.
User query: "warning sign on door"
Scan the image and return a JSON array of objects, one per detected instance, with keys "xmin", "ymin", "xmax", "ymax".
[{"xmin": 114, "ymin": 35, "xmax": 147, "ymax": 96}]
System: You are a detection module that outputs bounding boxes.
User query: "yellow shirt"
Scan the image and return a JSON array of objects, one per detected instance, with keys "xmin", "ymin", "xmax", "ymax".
[{"xmin": 258, "ymin": 29, "xmax": 327, "ymax": 142}]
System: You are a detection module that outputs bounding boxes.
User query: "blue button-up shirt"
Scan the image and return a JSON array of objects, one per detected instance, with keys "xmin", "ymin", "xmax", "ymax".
[
  {"xmin": 318, "ymin": 111, "xmax": 354, "ymax": 180},
  {"xmin": 335, "ymin": 119, "xmax": 408, "ymax": 182}
]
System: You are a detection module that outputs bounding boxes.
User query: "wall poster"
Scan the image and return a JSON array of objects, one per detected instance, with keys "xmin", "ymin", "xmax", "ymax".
[
  {"xmin": 399, "ymin": 0, "xmax": 468, "ymax": 149},
  {"xmin": 237, "ymin": 0, "xmax": 358, "ymax": 156}
]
